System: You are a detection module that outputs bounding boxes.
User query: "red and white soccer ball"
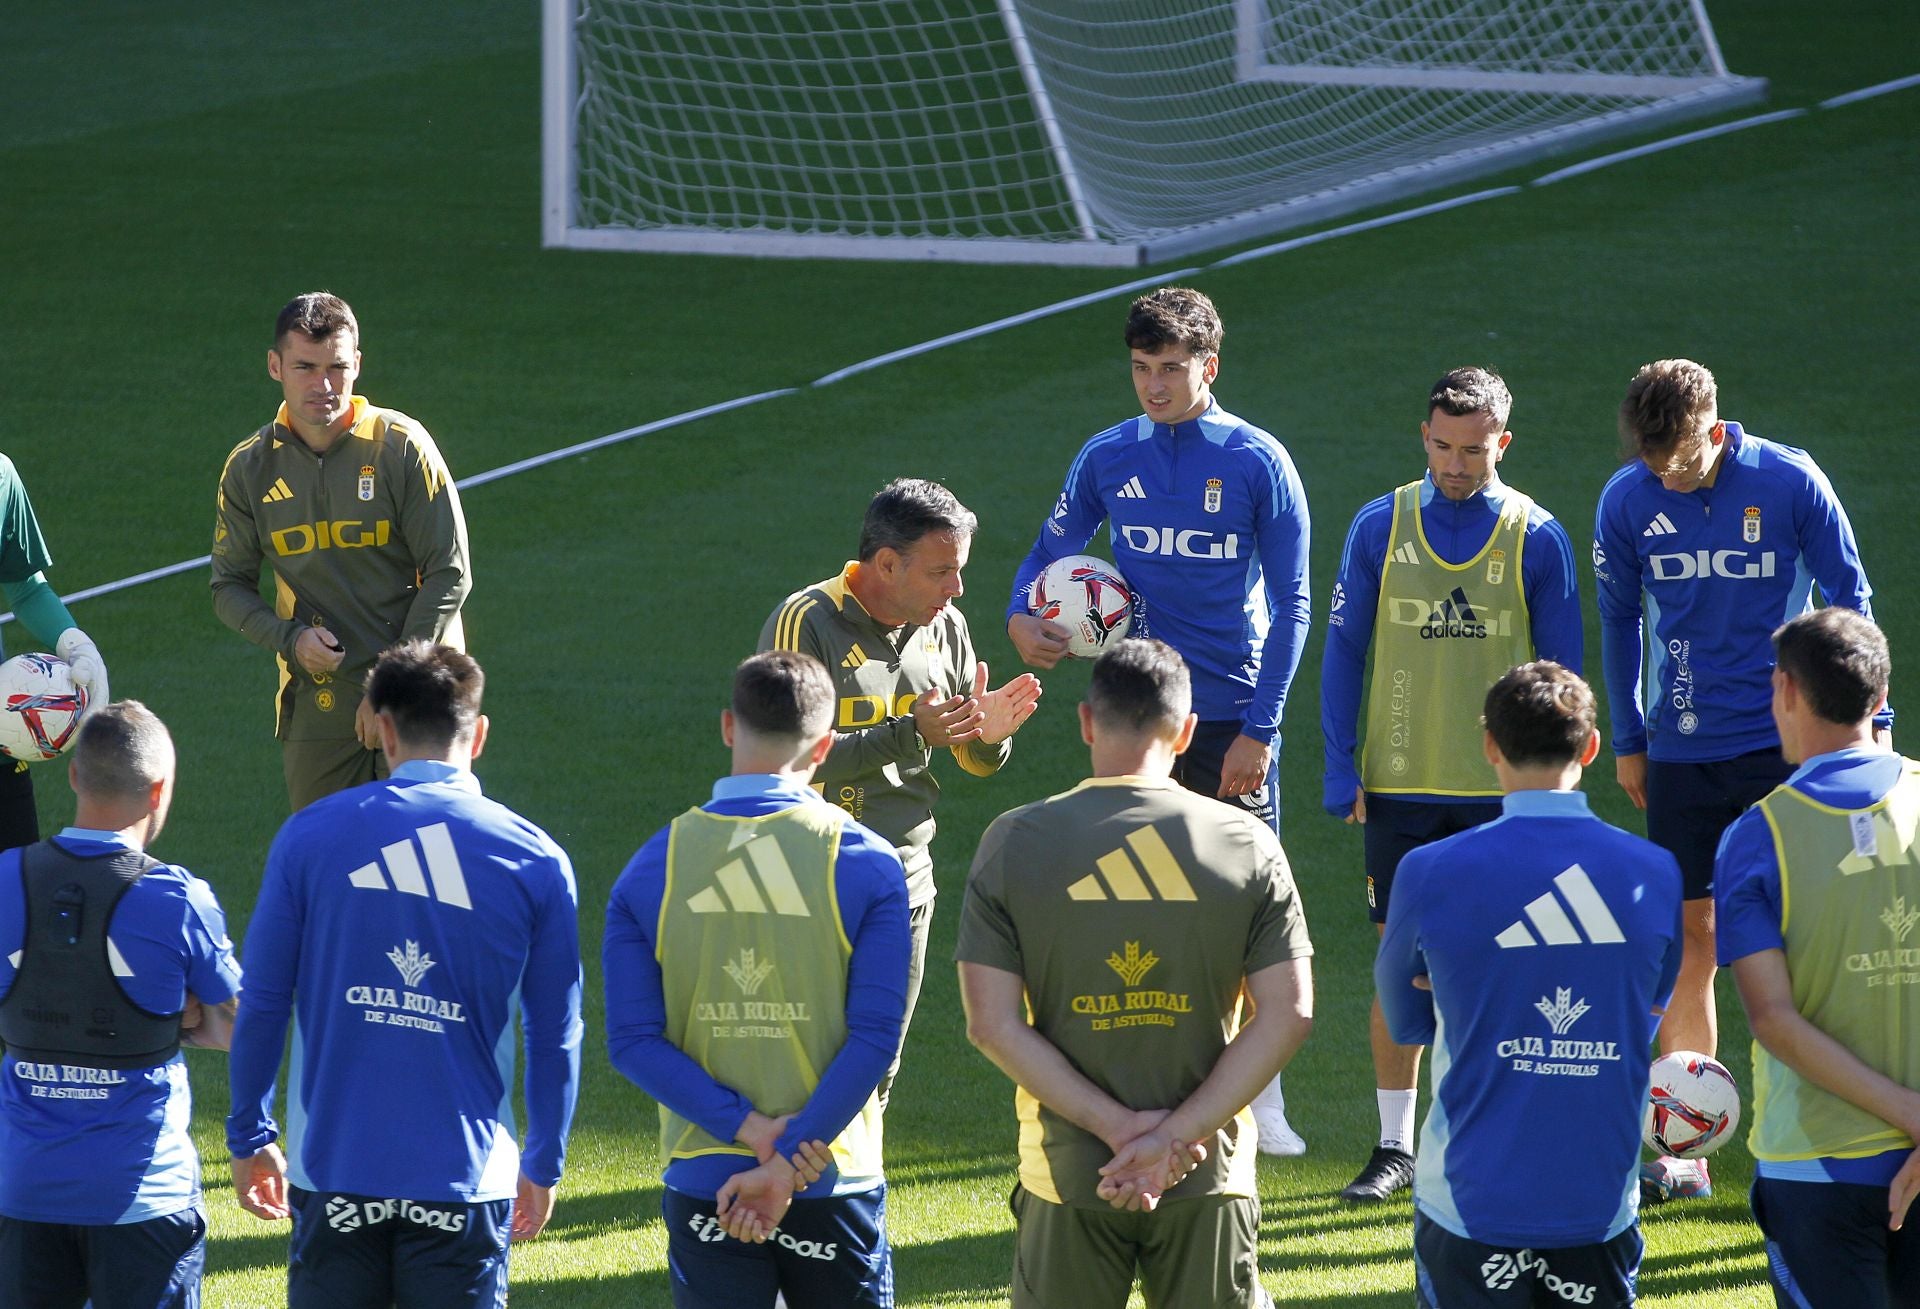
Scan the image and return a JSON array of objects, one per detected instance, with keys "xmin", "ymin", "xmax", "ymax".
[
  {"xmin": 0, "ymin": 653, "xmax": 90, "ymax": 762},
  {"xmin": 1029, "ymin": 555, "xmax": 1135, "ymax": 660},
  {"xmin": 1644, "ymin": 1051, "xmax": 1741, "ymax": 1159}
]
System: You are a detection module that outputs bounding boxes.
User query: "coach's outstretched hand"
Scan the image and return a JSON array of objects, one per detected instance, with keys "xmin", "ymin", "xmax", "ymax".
[
  {"xmin": 716, "ymin": 1158, "xmax": 799, "ymax": 1242},
  {"xmin": 975, "ymin": 662, "xmax": 1042, "ymax": 745},
  {"xmin": 231, "ymin": 1143, "xmax": 290, "ymax": 1221},
  {"xmin": 512, "ymin": 1174, "xmax": 556, "ymax": 1241}
]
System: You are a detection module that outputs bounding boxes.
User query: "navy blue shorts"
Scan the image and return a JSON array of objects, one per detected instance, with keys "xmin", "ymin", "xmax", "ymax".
[
  {"xmin": 0, "ymin": 1205, "xmax": 205, "ymax": 1308},
  {"xmin": 287, "ymin": 1187, "xmax": 511, "ymax": 1309},
  {"xmin": 1172, "ymin": 720, "xmax": 1280, "ymax": 838},
  {"xmin": 1752, "ymin": 1176, "xmax": 1920, "ymax": 1309},
  {"xmin": 664, "ymin": 1184, "xmax": 893, "ymax": 1309},
  {"xmin": 1363, "ymin": 795, "xmax": 1503, "ymax": 923},
  {"xmin": 1413, "ymin": 1212, "xmax": 1640, "ymax": 1308},
  {"xmin": 1645, "ymin": 749, "xmax": 1793, "ymax": 900}
]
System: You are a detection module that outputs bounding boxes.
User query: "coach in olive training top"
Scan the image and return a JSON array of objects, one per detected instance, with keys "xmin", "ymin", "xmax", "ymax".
[
  {"xmin": 760, "ymin": 478, "xmax": 1040, "ymax": 1106},
  {"xmin": 212, "ymin": 292, "xmax": 470, "ymax": 811}
]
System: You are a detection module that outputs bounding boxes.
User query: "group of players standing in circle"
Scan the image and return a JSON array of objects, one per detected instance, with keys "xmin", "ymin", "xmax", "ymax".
[{"xmin": 0, "ymin": 285, "xmax": 1912, "ymax": 1308}]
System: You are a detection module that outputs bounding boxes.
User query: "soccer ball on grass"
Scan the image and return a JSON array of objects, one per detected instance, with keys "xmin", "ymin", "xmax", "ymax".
[
  {"xmin": 1028, "ymin": 555, "xmax": 1135, "ymax": 659},
  {"xmin": 1644, "ymin": 1050, "xmax": 1740, "ymax": 1159}
]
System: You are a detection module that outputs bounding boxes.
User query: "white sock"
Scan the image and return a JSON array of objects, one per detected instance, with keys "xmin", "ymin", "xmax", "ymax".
[
  {"xmin": 1378, "ymin": 1089, "xmax": 1417, "ymax": 1151},
  {"xmin": 1252, "ymin": 1070, "xmax": 1286, "ymax": 1112}
]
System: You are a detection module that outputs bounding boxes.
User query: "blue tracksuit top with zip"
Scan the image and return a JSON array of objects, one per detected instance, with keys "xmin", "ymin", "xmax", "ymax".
[
  {"xmin": 1593, "ymin": 421, "xmax": 1880, "ymax": 762},
  {"xmin": 1007, "ymin": 400, "xmax": 1310, "ymax": 738},
  {"xmin": 226, "ymin": 759, "xmax": 583, "ymax": 1201},
  {"xmin": 1378, "ymin": 790, "xmax": 1684, "ymax": 1247},
  {"xmin": 1321, "ymin": 472, "xmax": 1584, "ymax": 816}
]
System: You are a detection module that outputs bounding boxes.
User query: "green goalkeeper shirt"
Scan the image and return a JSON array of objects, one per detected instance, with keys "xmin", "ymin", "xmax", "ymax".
[
  {"xmin": 210, "ymin": 396, "xmax": 471, "ymax": 740},
  {"xmin": 760, "ymin": 562, "xmax": 1011, "ymax": 907}
]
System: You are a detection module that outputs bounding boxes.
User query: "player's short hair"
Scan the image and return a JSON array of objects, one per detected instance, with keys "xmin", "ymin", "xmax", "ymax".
[
  {"xmin": 1087, "ymin": 639, "xmax": 1192, "ymax": 736},
  {"xmin": 732, "ymin": 651, "xmax": 835, "ymax": 742},
  {"xmin": 1619, "ymin": 359, "xmax": 1717, "ymax": 459},
  {"xmin": 274, "ymin": 291, "xmax": 359, "ymax": 352},
  {"xmin": 1429, "ymin": 366, "xmax": 1512, "ymax": 428},
  {"xmin": 71, "ymin": 701, "xmax": 174, "ymax": 799},
  {"xmin": 1483, "ymin": 661, "xmax": 1595, "ymax": 769},
  {"xmin": 365, "ymin": 640, "xmax": 484, "ymax": 750},
  {"xmin": 856, "ymin": 478, "xmax": 977, "ymax": 561},
  {"xmin": 1125, "ymin": 287, "xmax": 1222, "ymax": 359},
  {"xmin": 1773, "ymin": 608, "xmax": 1889, "ymax": 727}
]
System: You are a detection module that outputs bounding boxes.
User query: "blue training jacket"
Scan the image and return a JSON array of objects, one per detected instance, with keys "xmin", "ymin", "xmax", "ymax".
[{"xmin": 1007, "ymin": 401, "xmax": 1310, "ymax": 738}]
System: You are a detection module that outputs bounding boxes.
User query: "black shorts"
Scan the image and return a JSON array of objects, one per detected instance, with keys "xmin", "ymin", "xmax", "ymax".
[
  {"xmin": 1363, "ymin": 795, "xmax": 1503, "ymax": 923},
  {"xmin": 287, "ymin": 1187, "xmax": 511, "ymax": 1309},
  {"xmin": 1645, "ymin": 749, "xmax": 1793, "ymax": 900},
  {"xmin": 1752, "ymin": 1176, "xmax": 1920, "ymax": 1309},
  {"xmin": 1172, "ymin": 720, "xmax": 1280, "ymax": 838},
  {"xmin": 663, "ymin": 1184, "xmax": 892, "ymax": 1309},
  {"xmin": 1413, "ymin": 1211, "xmax": 1641, "ymax": 1308},
  {"xmin": 0, "ymin": 1205, "xmax": 206, "ymax": 1308}
]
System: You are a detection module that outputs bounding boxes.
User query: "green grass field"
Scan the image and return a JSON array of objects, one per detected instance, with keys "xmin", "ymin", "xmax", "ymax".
[{"xmin": 5, "ymin": 2, "xmax": 1918, "ymax": 1304}]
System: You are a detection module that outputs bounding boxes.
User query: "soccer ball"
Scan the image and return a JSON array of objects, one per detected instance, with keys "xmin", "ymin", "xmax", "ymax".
[
  {"xmin": 1029, "ymin": 555, "xmax": 1135, "ymax": 659},
  {"xmin": 1644, "ymin": 1051, "xmax": 1740, "ymax": 1159},
  {"xmin": 0, "ymin": 653, "xmax": 90, "ymax": 762}
]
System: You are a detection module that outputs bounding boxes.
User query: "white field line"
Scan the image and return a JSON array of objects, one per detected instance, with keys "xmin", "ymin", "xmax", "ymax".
[{"xmin": 9, "ymin": 73, "xmax": 1911, "ymax": 624}]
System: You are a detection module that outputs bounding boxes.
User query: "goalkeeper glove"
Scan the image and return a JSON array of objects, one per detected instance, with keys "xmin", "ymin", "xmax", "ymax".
[{"xmin": 56, "ymin": 628, "xmax": 109, "ymax": 716}]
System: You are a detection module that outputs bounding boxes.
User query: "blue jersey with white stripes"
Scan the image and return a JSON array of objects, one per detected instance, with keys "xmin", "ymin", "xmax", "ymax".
[
  {"xmin": 1377, "ymin": 791, "xmax": 1683, "ymax": 1247},
  {"xmin": 1321, "ymin": 473, "xmax": 1584, "ymax": 815},
  {"xmin": 227, "ymin": 760, "xmax": 583, "ymax": 1202},
  {"xmin": 1007, "ymin": 401, "xmax": 1310, "ymax": 736},
  {"xmin": 1594, "ymin": 422, "xmax": 1877, "ymax": 762},
  {"xmin": 0, "ymin": 830, "xmax": 241, "ymax": 1225}
]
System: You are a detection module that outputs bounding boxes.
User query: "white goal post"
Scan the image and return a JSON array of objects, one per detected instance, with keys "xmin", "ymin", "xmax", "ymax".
[{"xmin": 542, "ymin": 0, "xmax": 1765, "ymax": 267}]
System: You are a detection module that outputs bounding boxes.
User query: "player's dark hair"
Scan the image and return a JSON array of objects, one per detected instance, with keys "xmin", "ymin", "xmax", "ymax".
[
  {"xmin": 1483, "ymin": 661, "xmax": 1595, "ymax": 769},
  {"xmin": 732, "ymin": 651, "xmax": 835, "ymax": 742},
  {"xmin": 1619, "ymin": 358, "xmax": 1717, "ymax": 459},
  {"xmin": 274, "ymin": 291, "xmax": 359, "ymax": 352},
  {"xmin": 1773, "ymin": 608, "xmax": 1889, "ymax": 727},
  {"xmin": 72, "ymin": 701, "xmax": 173, "ymax": 798},
  {"xmin": 1429, "ymin": 366, "xmax": 1512, "ymax": 429},
  {"xmin": 1124, "ymin": 286, "xmax": 1222, "ymax": 358},
  {"xmin": 1087, "ymin": 639, "xmax": 1192, "ymax": 736},
  {"xmin": 365, "ymin": 640, "xmax": 483, "ymax": 750},
  {"xmin": 857, "ymin": 478, "xmax": 977, "ymax": 562}
]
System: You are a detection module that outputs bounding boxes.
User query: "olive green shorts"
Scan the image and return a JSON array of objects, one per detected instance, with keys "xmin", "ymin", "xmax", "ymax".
[{"xmin": 1009, "ymin": 1184, "xmax": 1269, "ymax": 1309}]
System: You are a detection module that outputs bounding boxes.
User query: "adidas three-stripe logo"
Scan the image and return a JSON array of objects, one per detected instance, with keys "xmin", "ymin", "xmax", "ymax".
[
  {"xmin": 688, "ymin": 829, "xmax": 811, "ymax": 916},
  {"xmin": 1391, "ymin": 542, "xmax": 1420, "ymax": 564},
  {"xmin": 1068, "ymin": 827, "xmax": 1196, "ymax": 901},
  {"xmin": 262, "ymin": 477, "xmax": 294, "ymax": 504},
  {"xmin": 347, "ymin": 823, "xmax": 472, "ymax": 910},
  {"xmin": 841, "ymin": 645, "xmax": 868, "ymax": 670},
  {"xmin": 1115, "ymin": 476, "xmax": 1147, "ymax": 500},
  {"xmin": 1495, "ymin": 865, "xmax": 1623, "ymax": 948},
  {"xmin": 1642, "ymin": 513, "xmax": 1677, "ymax": 537}
]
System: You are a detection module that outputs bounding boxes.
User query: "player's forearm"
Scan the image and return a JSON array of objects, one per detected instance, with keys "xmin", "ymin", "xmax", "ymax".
[
  {"xmin": 401, "ymin": 561, "xmax": 470, "ymax": 644},
  {"xmin": 521, "ymin": 1036, "xmax": 582, "ymax": 1186},
  {"xmin": 1373, "ymin": 941, "xmax": 1437, "ymax": 1046},
  {"xmin": 1746, "ymin": 991, "xmax": 1920, "ymax": 1138},
  {"xmin": 1163, "ymin": 982, "xmax": 1312, "ymax": 1146},
  {"xmin": 225, "ymin": 1006, "xmax": 292, "ymax": 1156},
  {"xmin": 1244, "ymin": 610, "xmax": 1307, "ymax": 738},
  {"xmin": 1599, "ymin": 615, "xmax": 1649, "ymax": 754},
  {"xmin": 1527, "ymin": 534, "xmax": 1587, "ymax": 673},
  {"xmin": 777, "ymin": 1026, "xmax": 897, "ymax": 1158},
  {"xmin": 1319, "ymin": 625, "xmax": 1369, "ymax": 813},
  {"xmin": 0, "ymin": 574, "xmax": 75, "ymax": 649},
  {"xmin": 212, "ymin": 575, "xmax": 303, "ymax": 655}
]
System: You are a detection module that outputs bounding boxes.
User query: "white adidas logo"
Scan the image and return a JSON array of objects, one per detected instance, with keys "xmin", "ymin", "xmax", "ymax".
[
  {"xmin": 1495, "ymin": 865, "xmax": 1623, "ymax": 948},
  {"xmin": 1115, "ymin": 476, "xmax": 1147, "ymax": 500},
  {"xmin": 347, "ymin": 823, "xmax": 473, "ymax": 910},
  {"xmin": 1642, "ymin": 513, "xmax": 1677, "ymax": 538},
  {"xmin": 1391, "ymin": 542, "xmax": 1420, "ymax": 564},
  {"xmin": 687, "ymin": 829, "xmax": 811, "ymax": 916}
]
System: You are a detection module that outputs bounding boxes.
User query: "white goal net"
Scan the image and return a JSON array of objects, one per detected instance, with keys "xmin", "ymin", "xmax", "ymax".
[{"xmin": 543, "ymin": 0, "xmax": 1763, "ymax": 266}]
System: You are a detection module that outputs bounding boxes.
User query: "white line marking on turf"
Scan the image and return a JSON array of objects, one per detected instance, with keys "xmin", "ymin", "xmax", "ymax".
[
  {"xmin": 1530, "ymin": 109, "xmax": 1808, "ymax": 186},
  {"xmin": 11, "ymin": 73, "xmax": 1911, "ymax": 625},
  {"xmin": 1820, "ymin": 73, "xmax": 1920, "ymax": 109},
  {"xmin": 1211, "ymin": 188, "xmax": 1521, "ymax": 269},
  {"xmin": 810, "ymin": 270, "xmax": 1201, "ymax": 387}
]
